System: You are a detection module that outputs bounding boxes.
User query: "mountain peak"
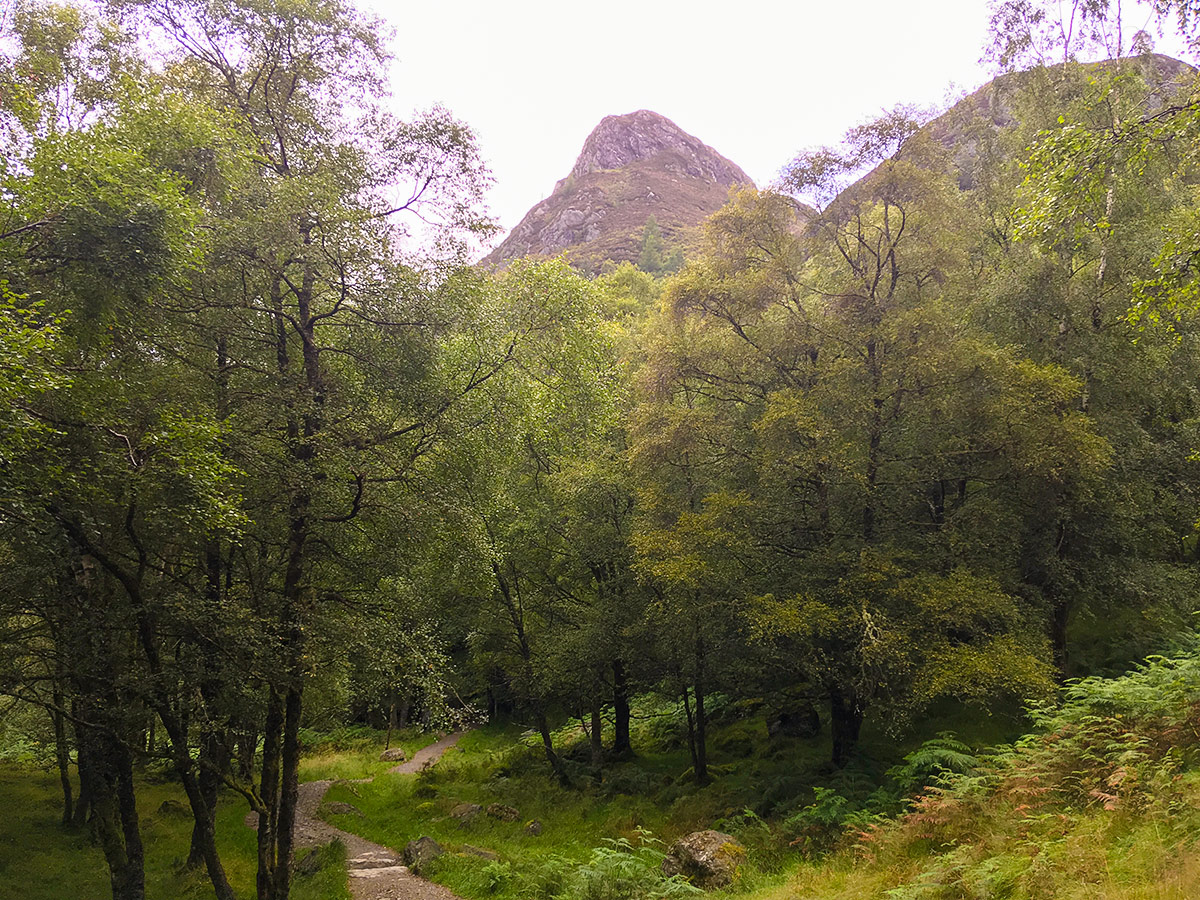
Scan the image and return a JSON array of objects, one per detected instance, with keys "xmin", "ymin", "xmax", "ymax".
[
  {"xmin": 567, "ymin": 110, "xmax": 750, "ymax": 187},
  {"xmin": 484, "ymin": 110, "xmax": 752, "ymax": 272}
]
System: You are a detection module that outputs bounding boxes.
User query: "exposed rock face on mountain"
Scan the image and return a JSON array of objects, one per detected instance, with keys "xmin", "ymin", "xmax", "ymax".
[
  {"xmin": 484, "ymin": 110, "xmax": 753, "ymax": 273},
  {"xmin": 857, "ymin": 53, "xmax": 1196, "ymax": 197}
]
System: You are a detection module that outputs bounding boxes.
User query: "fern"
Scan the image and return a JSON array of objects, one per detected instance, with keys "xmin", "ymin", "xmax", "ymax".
[{"xmin": 887, "ymin": 732, "xmax": 979, "ymax": 795}]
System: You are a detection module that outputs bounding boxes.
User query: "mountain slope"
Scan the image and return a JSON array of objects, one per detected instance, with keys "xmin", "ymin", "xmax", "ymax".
[{"xmin": 484, "ymin": 110, "xmax": 753, "ymax": 273}]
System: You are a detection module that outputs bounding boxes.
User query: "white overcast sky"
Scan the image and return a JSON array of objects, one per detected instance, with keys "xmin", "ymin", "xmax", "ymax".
[{"xmin": 366, "ymin": 0, "xmax": 1189, "ymax": 245}]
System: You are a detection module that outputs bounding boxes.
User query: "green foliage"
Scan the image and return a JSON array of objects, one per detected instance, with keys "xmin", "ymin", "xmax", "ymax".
[
  {"xmin": 727, "ymin": 645, "xmax": 1200, "ymax": 900},
  {"xmin": 549, "ymin": 833, "xmax": 701, "ymax": 900},
  {"xmin": 885, "ymin": 734, "xmax": 978, "ymax": 796},
  {"xmin": 638, "ymin": 216, "xmax": 683, "ymax": 277},
  {"xmin": 6, "ymin": 3, "xmax": 1200, "ymax": 899}
]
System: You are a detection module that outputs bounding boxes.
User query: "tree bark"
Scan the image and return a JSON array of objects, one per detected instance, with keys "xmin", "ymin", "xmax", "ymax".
[
  {"xmin": 83, "ymin": 722, "xmax": 145, "ymax": 900},
  {"xmin": 236, "ymin": 727, "xmax": 257, "ymax": 782},
  {"xmin": 72, "ymin": 705, "xmax": 93, "ymax": 829},
  {"xmin": 830, "ymin": 686, "xmax": 863, "ymax": 767},
  {"xmin": 535, "ymin": 708, "xmax": 570, "ymax": 787},
  {"xmin": 693, "ymin": 675, "xmax": 709, "ymax": 786},
  {"xmin": 186, "ymin": 728, "xmax": 228, "ymax": 870},
  {"xmin": 589, "ymin": 695, "xmax": 604, "ymax": 778},
  {"xmin": 611, "ymin": 658, "xmax": 631, "ymax": 757},
  {"xmin": 52, "ymin": 685, "xmax": 74, "ymax": 826},
  {"xmin": 681, "ymin": 683, "xmax": 697, "ymax": 775},
  {"xmin": 271, "ymin": 684, "xmax": 303, "ymax": 900},
  {"xmin": 257, "ymin": 688, "xmax": 284, "ymax": 900}
]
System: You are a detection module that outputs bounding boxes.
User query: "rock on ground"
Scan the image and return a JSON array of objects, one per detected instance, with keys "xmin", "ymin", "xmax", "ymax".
[
  {"xmin": 661, "ymin": 830, "xmax": 746, "ymax": 889},
  {"xmin": 485, "ymin": 803, "xmax": 519, "ymax": 822},
  {"xmin": 403, "ymin": 836, "xmax": 444, "ymax": 875},
  {"xmin": 449, "ymin": 802, "xmax": 482, "ymax": 824}
]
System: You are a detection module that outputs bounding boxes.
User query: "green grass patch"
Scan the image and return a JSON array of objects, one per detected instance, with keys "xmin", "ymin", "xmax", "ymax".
[
  {"xmin": 0, "ymin": 765, "xmax": 348, "ymax": 900},
  {"xmin": 297, "ymin": 725, "xmax": 439, "ymax": 782}
]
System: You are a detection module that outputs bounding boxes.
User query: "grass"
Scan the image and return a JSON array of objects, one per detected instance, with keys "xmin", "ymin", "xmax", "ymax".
[
  {"xmin": 297, "ymin": 726, "xmax": 439, "ymax": 782},
  {"xmin": 316, "ymin": 700, "xmax": 1022, "ymax": 900},
  {"xmin": 8, "ymin": 656, "xmax": 1200, "ymax": 900},
  {"xmin": 0, "ymin": 764, "xmax": 348, "ymax": 900},
  {"xmin": 736, "ymin": 652, "xmax": 1200, "ymax": 900},
  {"xmin": 314, "ymin": 666, "xmax": 1200, "ymax": 900}
]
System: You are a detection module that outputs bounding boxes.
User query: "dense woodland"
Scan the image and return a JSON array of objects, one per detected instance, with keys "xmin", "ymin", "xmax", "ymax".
[{"xmin": 6, "ymin": 1, "xmax": 1200, "ymax": 899}]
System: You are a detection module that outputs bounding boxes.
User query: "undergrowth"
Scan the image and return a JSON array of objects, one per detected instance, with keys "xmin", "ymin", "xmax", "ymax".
[{"xmin": 745, "ymin": 648, "xmax": 1200, "ymax": 900}]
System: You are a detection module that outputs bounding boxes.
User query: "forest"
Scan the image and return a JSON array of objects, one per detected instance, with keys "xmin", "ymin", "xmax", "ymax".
[{"xmin": 5, "ymin": 1, "xmax": 1200, "ymax": 899}]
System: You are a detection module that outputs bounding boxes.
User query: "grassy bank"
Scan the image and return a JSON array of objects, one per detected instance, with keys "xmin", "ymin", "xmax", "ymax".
[{"xmin": 739, "ymin": 652, "xmax": 1200, "ymax": 900}]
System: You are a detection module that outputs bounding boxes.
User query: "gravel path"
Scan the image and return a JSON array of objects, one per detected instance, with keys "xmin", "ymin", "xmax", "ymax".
[
  {"xmin": 260, "ymin": 732, "xmax": 467, "ymax": 900},
  {"xmin": 387, "ymin": 732, "xmax": 466, "ymax": 776}
]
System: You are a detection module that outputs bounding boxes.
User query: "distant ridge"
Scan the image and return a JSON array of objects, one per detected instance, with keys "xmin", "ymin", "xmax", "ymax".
[{"xmin": 483, "ymin": 110, "xmax": 753, "ymax": 273}]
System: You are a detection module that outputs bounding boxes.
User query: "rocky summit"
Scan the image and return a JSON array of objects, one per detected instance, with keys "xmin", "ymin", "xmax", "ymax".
[{"xmin": 483, "ymin": 110, "xmax": 753, "ymax": 273}]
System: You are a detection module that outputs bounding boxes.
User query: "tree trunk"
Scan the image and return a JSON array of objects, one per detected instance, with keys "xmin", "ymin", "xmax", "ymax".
[
  {"xmin": 115, "ymin": 742, "xmax": 145, "ymax": 900},
  {"xmin": 863, "ymin": 336, "xmax": 883, "ymax": 543},
  {"xmin": 535, "ymin": 707, "xmax": 571, "ymax": 788},
  {"xmin": 611, "ymin": 658, "xmax": 631, "ymax": 757},
  {"xmin": 72, "ymin": 708, "xmax": 93, "ymax": 830},
  {"xmin": 52, "ymin": 517, "xmax": 237, "ymax": 900},
  {"xmin": 51, "ymin": 686, "xmax": 73, "ymax": 826},
  {"xmin": 84, "ymin": 724, "xmax": 145, "ymax": 900},
  {"xmin": 271, "ymin": 684, "xmax": 303, "ymax": 900},
  {"xmin": 693, "ymin": 675, "xmax": 709, "ymax": 786},
  {"xmin": 385, "ymin": 693, "xmax": 397, "ymax": 750},
  {"xmin": 235, "ymin": 725, "xmax": 257, "ymax": 782},
  {"xmin": 257, "ymin": 688, "xmax": 284, "ymax": 900},
  {"xmin": 589, "ymin": 695, "xmax": 603, "ymax": 778},
  {"xmin": 1051, "ymin": 594, "xmax": 1070, "ymax": 680},
  {"xmin": 681, "ymin": 683, "xmax": 698, "ymax": 775},
  {"xmin": 149, "ymin": 703, "xmax": 235, "ymax": 900},
  {"xmin": 830, "ymin": 687, "xmax": 863, "ymax": 767},
  {"xmin": 186, "ymin": 728, "xmax": 227, "ymax": 870}
]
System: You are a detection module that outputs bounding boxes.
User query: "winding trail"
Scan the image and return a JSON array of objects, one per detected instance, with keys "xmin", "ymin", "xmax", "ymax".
[{"xmin": 292, "ymin": 732, "xmax": 466, "ymax": 900}]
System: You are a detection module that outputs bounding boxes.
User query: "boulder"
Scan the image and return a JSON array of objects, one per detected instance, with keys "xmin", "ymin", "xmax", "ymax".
[
  {"xmin": 449, "ymin": 802, "xmax": 482, "ymax": 823},
  {"xmin": 403, "ymin": 836, "xmax": 443, "ymax": 874},
  {"xmin": 661, "ymin": 830, "xmax": 745, "ymax": 889},
  {"xmin": 486, "ymin": 802, "xmax": 519, "ymax": 822},
  {"xmin": 461, "ymin": 844, "xmax": 500, "ymax": 861},
  {"xmin": 380, "ymin": 747, "xmax": 407, "ymax": 762},
  {"xmin": 524, "ymin": 819, "xmax": 543, "ymax": 836}
]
